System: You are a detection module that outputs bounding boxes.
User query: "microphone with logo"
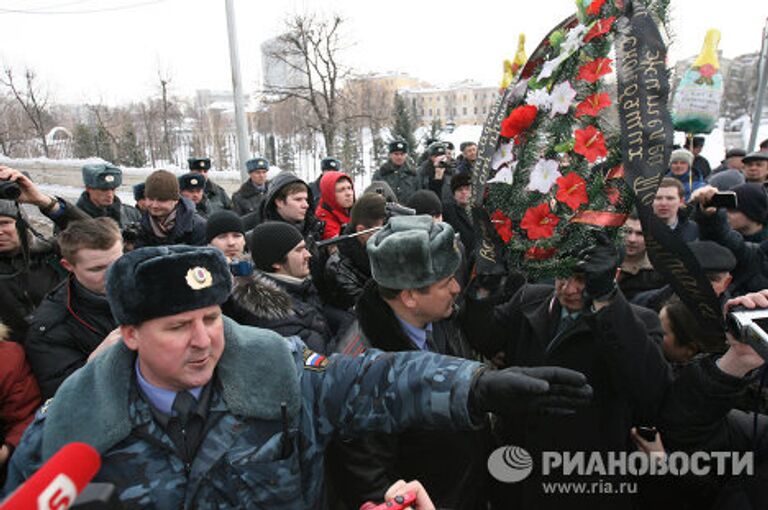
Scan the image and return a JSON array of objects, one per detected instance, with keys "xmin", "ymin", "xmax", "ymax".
[{"xmin": 1, "ymin": 442, "xmax": 102, "ymax": 510}]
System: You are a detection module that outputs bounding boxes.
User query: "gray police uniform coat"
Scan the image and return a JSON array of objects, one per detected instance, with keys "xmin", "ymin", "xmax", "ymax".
[{"xmin": 4, "ymin": 317, "xmax": 483, "ymax": 509}]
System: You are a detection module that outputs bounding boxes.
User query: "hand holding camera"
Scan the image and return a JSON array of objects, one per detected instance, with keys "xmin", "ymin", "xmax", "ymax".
[
  {"xmin": 690, "ymin": 185, "xmax": 738, "ymax": 210},
  {"xmin": 721, "ymin": 290, "xmax": 768, "ymax": 372},
  {"xmin": 0, "ymin": 166, "xmax": 53, "ymax": 208}
]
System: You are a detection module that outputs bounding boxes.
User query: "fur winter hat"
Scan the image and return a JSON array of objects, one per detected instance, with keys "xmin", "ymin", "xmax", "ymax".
[
  {"xmin": 451, "ymin": 172, "xmax": 472, "ymax": 193},
  {"xmin": 82, "ymin": 163, "xmax": 122, "ymax": 190},
  {"xmin": 106, "ymin": 245, "xmax": 232, "ymax": 325},
  {"xmin": 246, "ymin": 158, "xmax": 269, "ymax": 172},
  {"xmin": 145, "ymin": 170, "xmax": 180, "ymax": 201},
  {"xmin": 133, "ymin": 182, "xmax": 146, "ymax": 201},
  {"xmin": 179, "ymin": 172, "xmax": 206, "ymax": 191},
  {"xmin": 367, "ymin": 215, "xmax": 460, "ymax": 290},
  {"xmin": 670, "ymin": 149, "xmax": 694, "ymax": 167}
]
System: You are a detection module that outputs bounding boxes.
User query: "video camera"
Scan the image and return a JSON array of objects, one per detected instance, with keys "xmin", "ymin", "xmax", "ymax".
[
  {"xmin": 229, "ymin": 259, "xmax": 254, "ymax": 277},
  {"xmin": 0, "ymin": 179, "xmax": 21, "ymax": 200},
  {"xmin": 726, "ymin": 307, "xmax": 768, "ymax": 360}
]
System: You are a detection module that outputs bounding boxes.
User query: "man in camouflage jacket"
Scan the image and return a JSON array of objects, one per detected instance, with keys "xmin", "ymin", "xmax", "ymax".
[{"xmin": 3, "ymin": 245, "xmax": 591, "ymax": 509}]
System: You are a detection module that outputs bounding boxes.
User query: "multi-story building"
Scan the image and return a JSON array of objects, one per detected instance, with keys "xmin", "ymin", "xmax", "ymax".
[{"xmin": 399, "ymin": 81, "xmax": 499, "ymax": 126}]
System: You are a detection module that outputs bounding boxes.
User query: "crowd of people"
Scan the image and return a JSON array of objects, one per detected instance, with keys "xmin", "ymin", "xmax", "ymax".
[{"xmin": 0, "ymin": 135, "xmax": 767, "ymax": 509}]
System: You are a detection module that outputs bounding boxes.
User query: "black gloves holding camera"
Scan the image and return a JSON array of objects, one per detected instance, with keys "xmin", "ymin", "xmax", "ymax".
[
  {"xmin": 470, "ymin": 366, "xmax": 593, "ymax": 417},
  {"xmin": 575, "ymin": 232, "xmax": 619, "ymax": 301}
]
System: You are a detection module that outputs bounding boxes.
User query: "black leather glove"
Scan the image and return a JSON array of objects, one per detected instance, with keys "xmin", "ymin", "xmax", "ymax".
[
  {"xmin": 575, "ymin": 232, "xmax": 619, "ymax": 300},
  {"xmin": 470, "ymin": 366, "xmax": 593, "ymax": 417}
]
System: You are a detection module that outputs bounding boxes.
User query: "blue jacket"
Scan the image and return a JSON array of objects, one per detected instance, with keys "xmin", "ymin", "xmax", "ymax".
[
  {"xmin": 3, "ymin": 317, "xmax": 482, "ymax": 509},
  {"xmin": 135, "ymin": 197, "xmax": 207, "ymax": 247}
]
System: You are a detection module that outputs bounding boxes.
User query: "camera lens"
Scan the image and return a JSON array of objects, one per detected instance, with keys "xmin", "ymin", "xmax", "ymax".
[{"xmin": 0, "ymin": 181, "xmax": 21, "ymax": 200}]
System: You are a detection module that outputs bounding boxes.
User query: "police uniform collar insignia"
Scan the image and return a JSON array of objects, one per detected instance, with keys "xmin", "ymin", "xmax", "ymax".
[{"xmin": 186, "ymin": 266, "xmax": 213, "ymax": 290}]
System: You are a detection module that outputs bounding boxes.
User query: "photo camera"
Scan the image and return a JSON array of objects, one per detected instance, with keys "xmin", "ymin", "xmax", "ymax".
[
  {"xmin": 0, "ymin": 179, "xmax": 21, "ymax": 201},
  {"xmin": 726, "ymin": 307, "xmax": 768, "ymax": 361}
]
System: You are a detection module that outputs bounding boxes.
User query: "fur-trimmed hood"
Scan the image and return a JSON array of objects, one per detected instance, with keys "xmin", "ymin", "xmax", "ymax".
[{"xmin": 231, "ymin": 272, "xmax": 295, "ymax": 321}]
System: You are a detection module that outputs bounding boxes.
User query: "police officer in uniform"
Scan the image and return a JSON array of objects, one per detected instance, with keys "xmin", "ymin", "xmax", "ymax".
[
  {"xmin": 4, "ymin": 245, "xmax": 591, "ymax": 508},
  {"xmin": 372, "ymin": 141, "xmax": 422, "ymax": 203},
  {"xmin": 77, "ymin": 164, "xmax": 141, "ymax": 229},
  {"xmin": 188, "ymin": 157, "xmax": 232, "ymax": 214},
  {"xmin": 179, "ymin": 172, "xmax": 211, "ymax": 219},
  {"xmin": 232, "ymin": 158, "xmax": 269, "ymax": 216}
]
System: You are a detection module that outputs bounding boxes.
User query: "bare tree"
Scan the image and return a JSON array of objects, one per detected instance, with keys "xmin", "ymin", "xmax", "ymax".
[
  {"xmin": 0, "ymin": 93, "xmax": 28, "ymax": 156},
  {"xmin": 0, "ymin": 66, "xmax": 53, "ymax": 157},
  {"xmin": 263, "ymin": 13, "xmax": 352, "ymax": 154}
]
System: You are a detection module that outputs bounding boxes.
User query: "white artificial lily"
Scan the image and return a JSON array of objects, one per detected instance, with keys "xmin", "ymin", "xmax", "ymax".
[
  {"xmin": 526, "ymin": 158, "xmax": 562, "ymax": 193},
  {"xmin": 549, "ymin": 81, "xmax": 577, "ymax": 117}
]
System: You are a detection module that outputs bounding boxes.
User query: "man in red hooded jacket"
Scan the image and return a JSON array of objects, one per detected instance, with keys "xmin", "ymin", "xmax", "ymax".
[{"xmin": 315, "ymin": 171, "xmax": 355, "ymax": 240}]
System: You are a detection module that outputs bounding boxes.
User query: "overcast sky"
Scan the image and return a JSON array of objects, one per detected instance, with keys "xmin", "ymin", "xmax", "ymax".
[{"xmin": 0, "ymin": 0, "xmax": 765, "ymax": 105}]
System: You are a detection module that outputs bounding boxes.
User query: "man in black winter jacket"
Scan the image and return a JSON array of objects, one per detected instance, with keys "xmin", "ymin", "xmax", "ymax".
[
  {"xmin": 223, "ymin": 221, "xmax": 334, "ymax": 354},
  {"xmin": 244, "ymin": 171, "xmax": 324, "ymax": 242},
  {"xmin": 331, "ymin": 216, "xmax": 490, "ymax": 510},
  {"xmin": 187, "ymin": 157, "xmax": 232, "ymax": 213},
  {"xmin": 324, "ymin": 192, "xmax": 386, "ymax": 311},
  {"xmin": 417, "ymin": 143, "xmax": 455, "ymax": 202},
  {"xmin": 372, "ymin": 141, "xmax": 422, "ymax": 204},
  {"xmin": 0, "ymin": 167, "xmax": 88, "ymax": 343},
  {"xmin": 232, "ymin": 158, "xmax": 269, "ymax": 216},
  {"xmin": 25, "ymin": 218, "xmax": 123, "ymax": 399},
  {"xmin": 76, "ymin": 164, "xmax": 141, "ymax": 229},
  {"xmin": 134, "ymin": 170, "xmax": 207, "ymax": 247},
  {"xmin": 442, "ymin": 172, "xmax": 476, "ymax": 257},
  {"xmin": 462, "ymin": 234, "xmax": 668, "ymax": 510}
]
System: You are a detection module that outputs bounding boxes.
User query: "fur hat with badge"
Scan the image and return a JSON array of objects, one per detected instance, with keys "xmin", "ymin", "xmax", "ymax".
[
  {"xmin": 82, "ymin": 164, "xmax": 122, "ymax": 190},
  {"xmin": 106, "ymin": 245, "xmax": 232, "ymax": 325},
  {"xmin": 367, "ymin": 215, "xmax": 459, "ymax": 290},
  {"xmin": 179, "ymin": 172, "xmax": 206, "ymax": 191}
]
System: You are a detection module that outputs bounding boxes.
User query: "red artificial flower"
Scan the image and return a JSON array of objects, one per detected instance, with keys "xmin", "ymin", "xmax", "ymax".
[
  {"xmin": 586, "ymin": 0, "xmax": 606, "ymax": 16},
  {"xmin": 584, "ymin": 16, "xmax": 616, "ymax": 43},
  {"xmin": 574, "ymin": 125, "xmax": 608, "ymax": 163},
  {"xmin": 521, "ymin": 202, "xmax": 560, "ymax": 240},
  {"xmin": 491, "ymin": 209, "xmax": 514, "ymax": 243},
  {"xmin": 699, "ymin": 63, "xmax": 716, "ymax": 78},
  {"xmin": 606, "ymin": 165, "xmax": 624, "ymax": 180},
  {"xmin": 500, "ymin": 105, "xmax": 538, "ymax": 144},
  {"xmin": 555, "ymin": 172, "xmax": 589, "ymax": 210},
  {"xmin": 525, "ymin": 246, "xmax": 557, "ymax": 260},
  {"xmin": 577, "ymin": 58, "xmax": 613, "ymax": 83},
  {"xmin": 605, "ymin": 186, "xmax": 621, "ymax": 205},
  {"xmin": 575, "ymin": 92, "xmax": 612, "ymax": 118}
]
